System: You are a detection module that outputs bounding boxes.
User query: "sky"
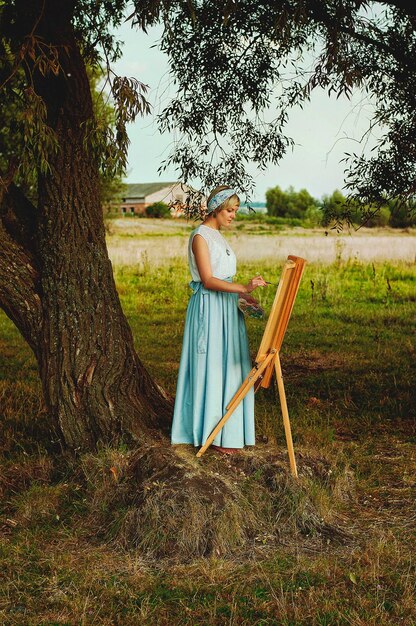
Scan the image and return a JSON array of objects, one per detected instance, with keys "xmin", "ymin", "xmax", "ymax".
[{"xmin": 111, "ymin": 17, "xmax": 378, "ymax": 203}]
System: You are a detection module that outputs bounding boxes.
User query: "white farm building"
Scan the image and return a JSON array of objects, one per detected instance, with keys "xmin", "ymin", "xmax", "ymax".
[{"xmin": 119, "ymin": 182, "xmax": 190, "ymax": 215}]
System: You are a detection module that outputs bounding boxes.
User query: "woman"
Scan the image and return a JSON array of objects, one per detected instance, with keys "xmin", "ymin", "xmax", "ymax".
[{"xmin": 171, "ymin": 185, "xmax": 267, "ymax": 454}]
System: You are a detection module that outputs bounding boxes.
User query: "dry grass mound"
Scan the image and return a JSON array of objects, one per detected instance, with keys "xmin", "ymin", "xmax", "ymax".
[{"xmin": 79, "ymin": 442, "xmax": 352, "ymax": 562}]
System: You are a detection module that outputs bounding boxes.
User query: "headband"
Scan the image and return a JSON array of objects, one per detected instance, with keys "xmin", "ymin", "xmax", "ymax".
[{"xmin": 207, "ymin": 188, "xmax": 237, "ymax": 213}]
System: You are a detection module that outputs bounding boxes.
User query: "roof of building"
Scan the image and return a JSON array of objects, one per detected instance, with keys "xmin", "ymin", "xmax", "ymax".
[{"xmin": 122, "ymin": 182, "xmax": 179, "ymax": 199}]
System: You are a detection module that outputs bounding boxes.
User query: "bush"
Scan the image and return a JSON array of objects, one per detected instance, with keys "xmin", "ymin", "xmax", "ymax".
[{"xmin": 145, "ymin": 202, "xmax": 170, "ymax": 218}]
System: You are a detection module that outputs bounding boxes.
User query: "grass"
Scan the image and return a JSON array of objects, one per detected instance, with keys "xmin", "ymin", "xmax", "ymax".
[
  {"xmin": 0, "ymin": 248, "xmax": 415, "ymax": 624},
  {"xmin": 115, "ymin": 257, "xmax": 415, "ymax": 427}
]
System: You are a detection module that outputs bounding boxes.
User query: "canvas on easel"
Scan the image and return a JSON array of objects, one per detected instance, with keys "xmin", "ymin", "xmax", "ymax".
[{"xmin": 196, "ymin": 255, "xmax": 307, "ymax": 478}]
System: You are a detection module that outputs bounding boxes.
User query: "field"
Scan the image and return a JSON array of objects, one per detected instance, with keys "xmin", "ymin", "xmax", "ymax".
[
  {"xmin": 106, "ymin": 218, "xmax": 416, "ymax": 265},
  {"xmin": 1, "ymin": 220, "xmax": 415, "ymax": 624}
]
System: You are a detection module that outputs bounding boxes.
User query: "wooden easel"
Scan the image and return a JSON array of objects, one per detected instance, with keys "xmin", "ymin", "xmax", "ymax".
[{"xmin": 196, "ymin": 255, "xmax": 306, "ymax": 478}]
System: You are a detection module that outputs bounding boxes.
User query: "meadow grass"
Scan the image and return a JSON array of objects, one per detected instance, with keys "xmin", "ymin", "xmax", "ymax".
[{"xmin": 0, "ymin": 254, "xmax": 415, "ymax": 624}]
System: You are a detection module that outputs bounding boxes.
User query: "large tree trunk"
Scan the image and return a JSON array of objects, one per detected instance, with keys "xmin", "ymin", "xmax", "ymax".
[{"xmin": 0, "ymin": 0, "xmax": 172, "ymax": 451}]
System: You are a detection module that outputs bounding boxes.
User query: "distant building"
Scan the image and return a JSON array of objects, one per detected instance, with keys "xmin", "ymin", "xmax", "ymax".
[{"xmin": 119, "ymin": 182, "xmax": 190, "ymax": 215}]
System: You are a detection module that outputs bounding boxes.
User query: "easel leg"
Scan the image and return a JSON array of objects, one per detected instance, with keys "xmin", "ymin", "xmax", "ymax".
[
  {"xmin": 274, "ymin": 354, "xmax": 298, "ymax": 478},
  {"xmin": 196, "ymin": 351, "xmax": 275, "ymax": 458}
]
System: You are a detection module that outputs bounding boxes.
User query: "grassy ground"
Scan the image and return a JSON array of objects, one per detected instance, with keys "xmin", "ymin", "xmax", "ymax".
[{"xmin": 1, "ymin": 249, "xmax": 415, "ymax": 624}]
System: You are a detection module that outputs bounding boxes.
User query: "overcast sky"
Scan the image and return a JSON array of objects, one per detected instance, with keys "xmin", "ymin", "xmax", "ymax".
[{"xmin": 111, "ymin": 17, "xmax": 378, "ymax": 202}]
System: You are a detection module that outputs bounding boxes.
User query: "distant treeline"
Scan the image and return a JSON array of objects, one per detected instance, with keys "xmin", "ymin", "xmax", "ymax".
[{"xmin": 265, "ymin": 186, "xmax": 416, "ymax": 228}]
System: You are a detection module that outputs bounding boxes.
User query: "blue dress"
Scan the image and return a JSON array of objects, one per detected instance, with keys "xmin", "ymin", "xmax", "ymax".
[{"xmin": 171, "ymin": 225, "xmax": 255, "ymax": 449}]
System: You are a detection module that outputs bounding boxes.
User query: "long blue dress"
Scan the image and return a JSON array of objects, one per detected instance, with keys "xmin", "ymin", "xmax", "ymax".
[{"xmin": 171, "ymin": 224, "xmax": 255, "ymax": 449}]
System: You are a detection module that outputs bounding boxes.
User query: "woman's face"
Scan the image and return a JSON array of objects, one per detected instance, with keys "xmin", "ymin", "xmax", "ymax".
[{"xmin": 217, "ymin": 200, "xmax": 239, "ymax": 228}]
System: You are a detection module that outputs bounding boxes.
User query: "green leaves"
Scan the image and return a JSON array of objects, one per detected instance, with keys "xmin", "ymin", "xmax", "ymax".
[
  {"xmin": 19, "ymin": 88, "xmax": 58, "ymax": 176},
  {"xmin": 81, "ymin": 72, "xmax": 152, "ymax": 182},
  {"xmin": 2, "ymin": 0, "xmax": 415, "ymax": 224},
  {"xmin": 137, "ymin": 0, "xmax": 416, "ymax": 219}
]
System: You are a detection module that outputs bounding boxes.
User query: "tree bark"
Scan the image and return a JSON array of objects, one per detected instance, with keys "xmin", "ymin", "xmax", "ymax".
[{"xmin": 0, "ymin": 0, "xmax": 172, "ymax": 452}]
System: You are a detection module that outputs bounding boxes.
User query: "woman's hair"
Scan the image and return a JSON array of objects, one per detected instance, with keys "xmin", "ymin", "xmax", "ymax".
[{"xmin": 207, "ymin": 185, "xmax": 240, "ymax": 214}]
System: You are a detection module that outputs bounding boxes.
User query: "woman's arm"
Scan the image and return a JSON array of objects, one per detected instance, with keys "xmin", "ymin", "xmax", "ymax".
[{"xmin": 192, "ymin": 234, "xmax": 266, "ymax": 294}]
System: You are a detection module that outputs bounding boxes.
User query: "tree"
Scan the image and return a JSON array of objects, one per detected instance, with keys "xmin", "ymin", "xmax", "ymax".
[
  {"xmin": 142, "ymin": 0, "xmax": 416, "ymax": 221},
  {"xmin": 0, "ymin": 60, "xmax": 125, "ymax": 210},
  {"xmin": 265, "ymin": 186, "xmax": 289, "ymax": 218},
  {"xmin": 266, "ymin": 185, "xmax": 319, "ymax": 219},
  {"xmin": 321, "ymin": 189, "xmax": 350, "ymax": 226},
  {"xmin": 321, "ymin": 190, "xmax": 416, "ymax": 227},
  {"xmin": 1, "ymin": 0, "xmax": 415, "ymax": 453},
  {"xmin": 0, "ymin": 0, "xmax": 171, "ymax": 452}
]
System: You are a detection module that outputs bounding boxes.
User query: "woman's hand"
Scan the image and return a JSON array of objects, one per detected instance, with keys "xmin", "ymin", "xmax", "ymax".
[{"xmin": 245, "ymin": 275, "xmax": 267, "ymax": 293}]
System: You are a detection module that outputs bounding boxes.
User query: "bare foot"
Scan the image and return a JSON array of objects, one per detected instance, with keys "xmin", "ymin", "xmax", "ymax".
[{"xmin": 211, "ymin": 445, "xmax": 240, "ymax": 455}]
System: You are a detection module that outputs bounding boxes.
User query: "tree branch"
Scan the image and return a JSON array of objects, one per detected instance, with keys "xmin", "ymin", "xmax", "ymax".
[
  {"xmin": 0, "ymin": 186, "xmax": 42, "ymax": 354},
  {"xmin": 1, "ymin": 182, "xmax": 38, "ymax": 254},
  {"xmin": 306, "ymin": 2, "xmax": 403, "ymax": 63},
  {"xmin": 375, "ymin": 0, "xmax": 416, "ymax": 20}
]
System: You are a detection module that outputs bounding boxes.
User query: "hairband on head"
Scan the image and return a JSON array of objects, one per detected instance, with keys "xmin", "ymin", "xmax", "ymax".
[{"xmin": 207, "ymin": 188, "xmax": 237, "ymax": 213}]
